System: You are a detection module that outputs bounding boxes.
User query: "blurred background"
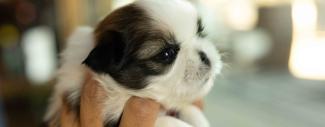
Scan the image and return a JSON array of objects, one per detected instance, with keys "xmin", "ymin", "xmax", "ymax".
[{"xmin": 0, "ymin": 0, "xmax": 325, "ymax": 127}]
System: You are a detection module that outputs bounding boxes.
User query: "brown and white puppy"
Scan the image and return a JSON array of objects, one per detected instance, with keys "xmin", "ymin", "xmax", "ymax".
[{"xmin": 45, "ymin": 0, "xmax": 223, "ymax": 127}]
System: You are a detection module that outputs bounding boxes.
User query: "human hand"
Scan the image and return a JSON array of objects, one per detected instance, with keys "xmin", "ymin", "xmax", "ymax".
[
  {"xmin": 79, "ymin": 71, "xmax": 161, "ymax": 127},
  {"xmin": 76, "ymin": 70, "xmax": 204, "ymax": 127}
]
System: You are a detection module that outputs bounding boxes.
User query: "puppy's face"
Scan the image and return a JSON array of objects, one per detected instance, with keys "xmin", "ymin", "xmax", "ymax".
[{"xmin": 84, "ymin": 0, "xmax": 222, "ymax": 107}]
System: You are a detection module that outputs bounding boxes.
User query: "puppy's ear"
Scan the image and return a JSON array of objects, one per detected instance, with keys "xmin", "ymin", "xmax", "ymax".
[{"xmin": 83, "ymin": 30, "xmax": 126, "ymax": 73}]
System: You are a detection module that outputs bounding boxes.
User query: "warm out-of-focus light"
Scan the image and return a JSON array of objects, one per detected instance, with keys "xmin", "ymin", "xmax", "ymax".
[
  {"xmin": 291, "ymin": 0, "xmax": 317, "ymax": 33},
  {"xmin": 112, "ymin": 0, "xmax": 135, "ymax": 10},
  {"xmin": 225, "ymin": 0, "xmax": 258, "ymax": 31},
  {"xmin": 289, "ymin": 0, "xmax": 325, "ymax": 80},
  {"xmin": 22, "ymin": 27, "xmax": 57, "ymax": 84}
]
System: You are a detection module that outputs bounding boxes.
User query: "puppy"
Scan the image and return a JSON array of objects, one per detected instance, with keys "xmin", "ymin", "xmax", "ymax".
[{"xmin": 44, "ymin": 0, "xmax": 223, "ymax": 127}]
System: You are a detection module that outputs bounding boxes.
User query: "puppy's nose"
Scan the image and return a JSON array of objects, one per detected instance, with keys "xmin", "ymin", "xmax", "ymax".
[{"xmin": 199, "ymin": 51, "xmax": 210, "ymax": 66}]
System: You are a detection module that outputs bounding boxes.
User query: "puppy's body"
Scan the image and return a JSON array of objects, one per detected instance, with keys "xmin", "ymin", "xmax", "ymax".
[{"xmin": 45, "ymin": 0, "xmax": 223, "ymax": 127}]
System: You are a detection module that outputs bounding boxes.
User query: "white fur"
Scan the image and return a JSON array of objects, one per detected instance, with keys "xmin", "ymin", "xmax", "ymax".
[
  {"xmin": 179, "ymin": 105, "xmax": 210, "ymax": 127},
  {"xmin": 45, "ymin": 0, "xmax": 222, "ymax": 127},
  {"xmin": 155, "ymin": 116, "xmax": 192, "ymax": 127},
  {"xmin": 44, "ymin": 27, "xmax": 94, "ymax": 120}
]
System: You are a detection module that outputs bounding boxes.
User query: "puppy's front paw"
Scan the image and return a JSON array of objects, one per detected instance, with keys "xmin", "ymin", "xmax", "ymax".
[
  {"xmin": 179, "ymin": 105, "xmax": 210, "ymax": 127},
  {"xmin": 155, "ymin": 116, "xmax": 192, "ymax": 127}
]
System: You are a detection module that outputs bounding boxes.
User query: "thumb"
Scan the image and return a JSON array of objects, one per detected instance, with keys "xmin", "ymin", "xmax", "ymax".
[{"xmin": 119, "ymin": 96, "xmax": 160, "ymax": 127}]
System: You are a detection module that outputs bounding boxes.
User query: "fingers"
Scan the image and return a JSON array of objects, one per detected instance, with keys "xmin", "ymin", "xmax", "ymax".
[
  {"xmin": 79, "ymin": 68, "xmax": 203, "ymax": 127},
  {"xmin": 60, "ymin": 98, "xmax": 80, "ymax": 127},
  {"xmin": 119, "ymin": 96, "xmax": 161, "ymax": 127},
  {"xmin": 80, "ymin": 70, "xmax": 107, "ymax": 127}
]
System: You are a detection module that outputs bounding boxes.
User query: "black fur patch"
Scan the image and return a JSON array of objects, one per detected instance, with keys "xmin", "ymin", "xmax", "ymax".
[
  {"xmin": 83, "ymin": 30, "xmax": 126, "ymax": 73},
  {"xmin": 83, "ymin": 4, "xmax": 179, "ymax": 89},
  {"xmin": 197, "ymin": 18, "xmax": 207, "ymax": 38}
]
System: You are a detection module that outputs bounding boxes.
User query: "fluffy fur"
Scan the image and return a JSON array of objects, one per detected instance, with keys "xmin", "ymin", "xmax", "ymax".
[{"xmin": 45, "ymin": 0, "xmax": 223, "ymax": 127}]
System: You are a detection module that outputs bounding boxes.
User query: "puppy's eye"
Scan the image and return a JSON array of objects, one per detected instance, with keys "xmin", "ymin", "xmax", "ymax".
[
  {"xmin": 156, "ymin": 46, "xmax": 179, "ymax": 64},
  {"xmin": 197, "ymin": 18, "xmax": 207, "ymax": 38}
]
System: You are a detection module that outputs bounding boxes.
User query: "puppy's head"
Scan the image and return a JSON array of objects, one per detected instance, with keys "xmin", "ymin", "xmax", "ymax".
[{"xmin": 83, "ymin": 0, "xmax": 222, "ymax": 107}]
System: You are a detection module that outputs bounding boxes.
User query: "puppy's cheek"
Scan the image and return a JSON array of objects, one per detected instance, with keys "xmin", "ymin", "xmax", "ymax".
[
  {"xmin": 143, "ymin": 61, "xmax": 170, "ymax": 75},
  {"xmin": 111, "ymin": 66, "xmax": 152, "ymax": 89},
  {"xmin": 111, "ymin": 60, "xmax": 172, "ymax": 90}
]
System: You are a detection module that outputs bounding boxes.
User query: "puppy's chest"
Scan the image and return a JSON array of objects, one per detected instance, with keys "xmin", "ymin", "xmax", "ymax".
[
  {"xmin": 101, "ymin": 93, "xmax": 130, "ymax": 122},
  {"xmin": 102, "ymin": 96, "xmax": 183, "ymax": 127},
  {"xmin": 101, "ymin": 93, "xmax": 187, "ymax": 124}
]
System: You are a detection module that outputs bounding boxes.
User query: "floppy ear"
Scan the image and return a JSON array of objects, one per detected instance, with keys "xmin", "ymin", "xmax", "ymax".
[{"xmin": 83, "ymin": 30, "xmax": 126, "ymax": 73}]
